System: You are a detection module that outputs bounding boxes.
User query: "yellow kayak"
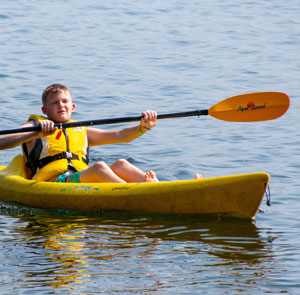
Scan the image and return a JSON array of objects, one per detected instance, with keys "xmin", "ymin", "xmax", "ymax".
[{"xmin": 0, "ymin": 155, "xmax": 269, "ymax": 219}]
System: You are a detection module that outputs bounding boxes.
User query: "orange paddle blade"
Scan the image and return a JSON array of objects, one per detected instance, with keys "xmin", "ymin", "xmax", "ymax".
[{"xmin": 208, "ymin": 92, "xmax": 290, "ymax": 122}]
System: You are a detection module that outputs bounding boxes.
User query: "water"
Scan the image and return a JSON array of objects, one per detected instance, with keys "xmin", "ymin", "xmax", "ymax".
[{"xmin": 0, "ymin": 0, "xmax": 300, "ymax": 293}]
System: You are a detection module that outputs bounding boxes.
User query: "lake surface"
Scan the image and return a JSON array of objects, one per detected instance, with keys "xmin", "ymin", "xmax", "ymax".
[{"xmin": 1, "ymin": 0, "xmax": 300, "ymax": 294}]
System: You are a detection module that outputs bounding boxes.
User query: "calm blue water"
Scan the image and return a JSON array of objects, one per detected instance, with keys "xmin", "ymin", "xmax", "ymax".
[{"xmin": 1, "ymin": 0, "xmax": 300, "ymax": 294}]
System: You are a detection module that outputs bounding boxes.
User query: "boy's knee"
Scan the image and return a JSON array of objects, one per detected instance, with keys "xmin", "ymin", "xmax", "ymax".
[
  {"xmin": 94, "ymin": 161, "xmax": 109, "ymax": 171},
  {"xmin": 110, "ymin": 158, "xmax": 130, "ymax": 171},
  {"xmin": 115, "ymin": 158, "xmax": 128, "ymax": 166}
]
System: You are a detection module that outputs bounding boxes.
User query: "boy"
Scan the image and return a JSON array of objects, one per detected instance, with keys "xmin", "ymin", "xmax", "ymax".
[{"xmin": 0, "ymin": 84, "xmax": 159, "ymax": 183}]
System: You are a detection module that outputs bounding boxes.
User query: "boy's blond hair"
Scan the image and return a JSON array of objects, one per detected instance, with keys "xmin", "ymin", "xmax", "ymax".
[{"xmin": 42, "ymin": 84, "xmax": 71, "ymax": 106}]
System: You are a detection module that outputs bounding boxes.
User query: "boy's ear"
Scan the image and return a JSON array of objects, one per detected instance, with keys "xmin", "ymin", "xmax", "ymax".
[
  {"xmin": 41, "ymin": 106, "xmax": 47, "ymax": 115},
  {"xmin": 71, "ymin": 103, "xmax": 75, "ymax": 112}
]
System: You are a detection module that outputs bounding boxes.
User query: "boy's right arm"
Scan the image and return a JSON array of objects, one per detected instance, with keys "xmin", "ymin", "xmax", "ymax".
[{"xmin": 0, "ymin": 119, "xmax": 57, "ymax": 150}]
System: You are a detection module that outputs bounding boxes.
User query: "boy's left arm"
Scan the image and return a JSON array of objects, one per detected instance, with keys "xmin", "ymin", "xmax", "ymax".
[{"xmin": 87, "ymin": 110, "xmax": 157, "ymax": 146}]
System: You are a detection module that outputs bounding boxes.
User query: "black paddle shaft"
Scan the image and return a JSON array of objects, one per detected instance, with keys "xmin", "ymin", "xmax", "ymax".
[{"xmin": 0, "ymin": 109, "xmax": 208, "ymax": 135}]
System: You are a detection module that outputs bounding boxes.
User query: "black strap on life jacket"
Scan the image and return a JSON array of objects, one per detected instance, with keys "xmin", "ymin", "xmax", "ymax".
[{"xmin": 25, "ymin": 151, "xmax": 89, "ymax": 170}]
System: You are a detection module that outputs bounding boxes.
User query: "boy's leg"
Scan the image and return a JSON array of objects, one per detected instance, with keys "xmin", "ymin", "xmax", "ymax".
[
  {"xmin": 79, "ymin": 161, "xmax": 126, "ymax": 183},
  {"xmin": 110, "ymin": 159, "xmax": 148, "ymax": 182},
  {"xmin": 78, "ymin": 159, "xmax": 158, "ymax": 183}
]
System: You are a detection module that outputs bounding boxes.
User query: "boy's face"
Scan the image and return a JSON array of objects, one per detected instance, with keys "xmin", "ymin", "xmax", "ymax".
[{"xmin": 41, "ymin": 90, "xmax": 75, "ymax": 122}]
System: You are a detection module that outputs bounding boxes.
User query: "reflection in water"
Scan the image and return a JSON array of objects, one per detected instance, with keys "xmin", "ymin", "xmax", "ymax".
[
  {"xmin": 0, "ymin": 205, "xmax": 276, "ymax": 293},
  {"xmin": 21, "ymin": 218, "xmax": 91, "ymax": 290}
]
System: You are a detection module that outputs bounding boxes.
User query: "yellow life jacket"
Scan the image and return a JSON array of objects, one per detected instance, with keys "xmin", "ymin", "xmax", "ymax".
[{"xmin": 22, "ymin": 115, "xmax": 89, "ymax": 181}]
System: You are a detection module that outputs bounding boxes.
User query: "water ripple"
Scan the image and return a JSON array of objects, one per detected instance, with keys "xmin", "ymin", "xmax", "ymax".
[{"xmin": 1, "ymin": 0, "xmax": 300, "ymax": 293}]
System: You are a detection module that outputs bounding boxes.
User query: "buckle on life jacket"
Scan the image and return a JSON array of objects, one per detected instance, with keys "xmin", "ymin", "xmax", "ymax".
[{"xmin": 65, "ymin": 151, "xmax": 73, "ymax": 159}]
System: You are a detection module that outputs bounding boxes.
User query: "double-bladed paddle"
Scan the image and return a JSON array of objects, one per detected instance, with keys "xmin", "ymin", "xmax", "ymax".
[{"xmin": 0, "ymin": 92, "xmax": 290, "ymax": 135}]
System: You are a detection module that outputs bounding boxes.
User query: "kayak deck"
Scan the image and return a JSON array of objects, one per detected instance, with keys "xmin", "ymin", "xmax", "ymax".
[{"xmin": 0, "ymin": 155, "xmax": 270, "ymax": 219}]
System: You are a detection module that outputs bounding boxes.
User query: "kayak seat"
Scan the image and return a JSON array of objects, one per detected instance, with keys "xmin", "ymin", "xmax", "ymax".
[{"xmin": 2, "ymin": 155, "xmax": 31, "ymax": 179}]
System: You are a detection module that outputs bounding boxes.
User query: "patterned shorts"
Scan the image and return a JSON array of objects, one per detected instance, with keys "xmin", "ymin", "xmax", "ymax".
[{"xmin": 56, "ymin": 171, "xmax": 82, "ymax": 183}]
